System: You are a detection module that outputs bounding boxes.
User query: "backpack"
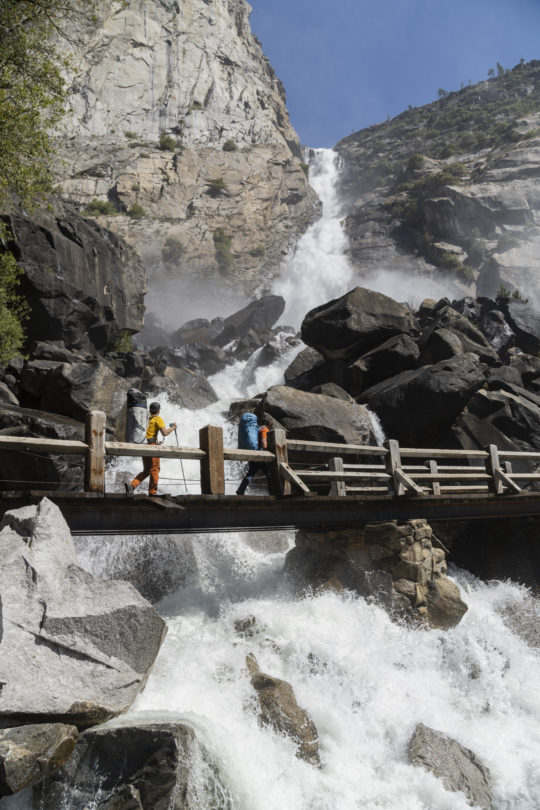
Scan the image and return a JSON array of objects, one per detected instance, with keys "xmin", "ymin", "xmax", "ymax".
[{"xmin": 238, "ymin": 412, "xmax": 259, "ymax": 450}]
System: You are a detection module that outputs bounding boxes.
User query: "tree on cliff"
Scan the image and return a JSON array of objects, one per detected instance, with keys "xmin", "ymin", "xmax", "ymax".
[{"xmin": 0, "ymin": 0, "xmax": 98, "ymax": 362}]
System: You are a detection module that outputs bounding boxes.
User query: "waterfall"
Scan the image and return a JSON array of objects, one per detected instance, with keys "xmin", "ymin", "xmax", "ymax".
[{"xmin": 272, "ymin": 148, "xmax": 355, "ymax": 328}]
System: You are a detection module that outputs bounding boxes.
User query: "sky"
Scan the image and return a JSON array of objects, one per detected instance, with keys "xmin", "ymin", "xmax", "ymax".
[{"xmin": 248, "ymin": 0, "xmax": 540, "ymax": 148}]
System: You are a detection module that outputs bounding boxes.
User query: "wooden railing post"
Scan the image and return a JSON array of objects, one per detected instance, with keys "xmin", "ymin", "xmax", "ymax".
[
  {"xmin": 486, "ymin": 444, "xmax": 504, "ymax": 495},
  {"xmin": 267, "ymin": 429, "xmax": 291, "ymax": 496},
  {"xmin": 329, "ymin": 457, "xmax": 346, "ymax": 496},
  {"xmin": 199, "ymin": 425, "xmax": 225, "ymax": 495},
  {"xmin": 385, "ymin": 439, "xmax": 405, "ymax": 496},
  {"xmin": 428, "ymin": 460, "xmax": 441, "ymax": 497},
  {"xmin": 84, "ymin": 410, "xmax": 106, "ymax": 493}
]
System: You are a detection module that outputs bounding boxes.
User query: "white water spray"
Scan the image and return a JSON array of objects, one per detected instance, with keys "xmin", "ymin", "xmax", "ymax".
[{"xmin": 272, "ymin": 149, "xmax": 355, "ymax": 328}]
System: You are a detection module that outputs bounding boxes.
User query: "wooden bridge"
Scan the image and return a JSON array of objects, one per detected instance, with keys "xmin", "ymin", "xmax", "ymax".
[{"xmin": 1, "ymin": 410, "xmax": 540, "ymax": 534}]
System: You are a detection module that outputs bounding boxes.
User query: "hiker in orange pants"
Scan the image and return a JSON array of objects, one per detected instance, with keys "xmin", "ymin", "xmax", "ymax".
[{"xmin": 126, "ymin": 402, "xmax": 176, "ymax": 496}]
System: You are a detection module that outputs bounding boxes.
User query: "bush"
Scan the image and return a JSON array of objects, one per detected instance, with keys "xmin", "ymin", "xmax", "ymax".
[
  {"xmin": 496, "ymin": 232, "xmax": 519, "ymax": 252},
  {"xmin": 222, "ymin": 139, "xmax": 237, "ymax": 152},
  {"xmin": 159, "ymin": 132, "xmax": 176, "ymax": 152},
  {"xmin": 127, "ymin": 203, "xmax": 145, "ymax": 219},
  {"xmin": 300, "ymin": 162, "xmax": 310, "ymax": 178},
  {"xmin": 85, "ymin": 198, "xmax": 117, "ymax": 216},
  {"xmin": 407, "ymin": 154, "xmax": 425, "ymax": 170},
  {"xmin": 162, "ymin": 236, "xmax": 186, "ymax": 269},
  {"xmin": 249, "ymin": 245, "xmax": 265, "ymax": 258},
  {"xmin": 124, "ymin": 131, "xmax": 137, "ymax": 139},
  {"xmin": 213, "ymin": 229, "xmax": 233, "ymax": 275},
  {"xmin": 439, "ymin": 251, "xmax": 462, "ymax": 270},
  {"xmin": 0, "ymin": 250, "xmax": 28, "ymax": 364},
  {"xmin": 113, "ymin": 330, "xmax": 134, "ymax": 353},
  {"xmin": 208, "ymin": 177, "xmax": 227, "ymax": 197}
]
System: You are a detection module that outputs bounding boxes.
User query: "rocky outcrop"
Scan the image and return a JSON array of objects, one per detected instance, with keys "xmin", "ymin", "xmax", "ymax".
[
  {"xmin": 3, "ymin": 201, "xmax": 146, "ymax": 353},
  {"xmin": 0, "ymin": 499, "xmax": 167, "ymax": 728},
  {"xmin": 246, "ymin": 654, "xmax": 321, "ymax": 767},
  {"xmin": 0, "ymin": 723, "xmax": 78, "ymax": 797},
  {"xmin": 335, "ymin": 62, "xmax": 540, "ymax": 306},
  {"xmin": 409, "ymin": 723, "xmax": 492, "ymax": 809},
  {"xmin": 37, "ymin": 722, "xmax": 233, "ymax": 809},
  {"xmin": 55, "ymin": 0, "xmax": 319, "ymax": 302},
  {"xmin": 287, "ymin": 520, "xmax": 468, "ymax": 630}
]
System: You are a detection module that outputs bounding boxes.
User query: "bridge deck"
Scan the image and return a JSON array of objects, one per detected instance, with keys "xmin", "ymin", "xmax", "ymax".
[{"xmin": 2, "ymin": 491, "xmax": 540, "ymax": 534}]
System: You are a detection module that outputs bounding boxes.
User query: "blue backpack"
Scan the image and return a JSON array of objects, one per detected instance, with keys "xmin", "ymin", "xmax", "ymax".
[{"xmin": 238, "ymin": 413, "xmax": 259, "ymax": 450}]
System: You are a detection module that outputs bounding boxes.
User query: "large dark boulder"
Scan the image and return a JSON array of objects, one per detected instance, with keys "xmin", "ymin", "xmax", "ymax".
[
  {"xmin": 262, "ymin": 385, "xmax": 373, "ymax": 444},
  {"xmin": 0, "ymin": 499, "xmax": 167, "ymax": 728},
  {"xmin": 409, "ymin": 724, "xmax": 492, "ymax": 809},
  {"xmin": 343, "ymin": 333, "xmax": 420, "ymax": 396},
  {"xmin": 0, "ymin": 404, "xmax": 85, "ymax": 491},
  {"xmin": 3, "ymin": 201, "xmax": 146, "ymax": 353},
  {"xmin": 501, "ymin": 299, "xmax": 540, "ymax": 355},
  {"xmin": 171, "ymin": 316, "xmax": 225, "ymax": 347},
  {"xmin": 468, "ymin": 386, "xmax": 540, "ymax": 451},
  {"xmin": 151, "ymin": 343, "xmax": 227, "ymax": 377},
  {"xmin": 37, "ymin": 722, "xmax": 233, "ymax": 809},
  {"xmin": 0, "ymin": 723, "xmax": 78, "ymax": 797},
  {"xmin": 214, "ymin": 295, "xmax": 285, "ymax": 347},
  {"xmin": 360, "ymin": 354, "xmax": 486, "ymax": 445},
  {"xmin": 301, "ymin": 287, "xmax": 419, "ymax": 361},
  {"xmin": 420, "ymin": 306, "xmax": 499, "ymax": 364}
]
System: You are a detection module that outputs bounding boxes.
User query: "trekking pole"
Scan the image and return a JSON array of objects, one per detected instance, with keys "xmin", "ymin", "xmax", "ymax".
[{"xmin": 171, "ymin": 424, "xmax": 188, "ymax": 493}]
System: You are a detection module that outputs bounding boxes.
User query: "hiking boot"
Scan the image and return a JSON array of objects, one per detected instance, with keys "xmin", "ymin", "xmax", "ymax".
[{"xmin": 124, "ymin": 482, "xmax": 134, "ymax": 496}]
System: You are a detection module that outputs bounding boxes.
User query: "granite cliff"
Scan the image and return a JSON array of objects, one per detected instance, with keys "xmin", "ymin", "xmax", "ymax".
[
  {"xmin": 336, "ymin": 61, "xmax": 540, "ymax": 306},
  {"xmin": 54, "ymin": 0, "xmax": 318, "ymax": 320}
]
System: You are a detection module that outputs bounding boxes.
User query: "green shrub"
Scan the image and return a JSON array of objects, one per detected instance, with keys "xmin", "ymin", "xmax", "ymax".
[
  {"xmin": 159, "ymin": 132, "xmax": 176, "ymax": 151},
  {"xmin": 496, "ymin": 232, "xmax": 519, "ymax": 252},
  {"xmin": 407, "ymin": 154, "xmax": 425, "ymax": 170},
  {"xmin": 0, "ymin": 250, "xmax": 28, "ymax": 364},
  {"xmin": 208, "ymin": 177, "xmax": 227, "ymax": 197},
  {"xmin": 85, "ymin": 198, "xmax": 117, "ymax": 216},
  {"xmin": 124, "ymin": 131, "xmax": 137, "ymax": 139},
  {"xmin": 162, "ymin": 236, "xmax": 186, "ymax": 269},
  {"xmin": 190, "ymin": 100, "xmax": 203, "ymax": 111},
  {"xmin": 113, "ymin": 330, "xmax": 134, "ymax": 353},
  {"xmin": 127, "ymin": 203, "xmax": 145, "ymax": 219},
  {"xmin": 249, "ymin": 245, "xmax": 265, "ymax": 258},
  {"xmin": 222, "ymin": 139, "xmax": 237, "ymax": 152},
  {"xmin": 213, "ymin": 229, "xmax": 233, "ymax": 275},
  {"xmin": 300, "ymin": 162, "xmax": 310, "ymax": 178},
  {"xmin": 439, "ymin": 251, "xmax": 462, "ymax": 270}
]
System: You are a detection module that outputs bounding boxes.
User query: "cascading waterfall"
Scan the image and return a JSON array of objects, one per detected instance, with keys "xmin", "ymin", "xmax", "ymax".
[{"xmin": 22, "ymin": 146, "xmax": 540, "ymax": 810}]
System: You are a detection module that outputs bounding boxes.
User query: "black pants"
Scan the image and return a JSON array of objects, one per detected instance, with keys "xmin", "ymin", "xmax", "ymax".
[{"xmin": 237, "ymin": 462, "xmax": 271, "ymax": 495}]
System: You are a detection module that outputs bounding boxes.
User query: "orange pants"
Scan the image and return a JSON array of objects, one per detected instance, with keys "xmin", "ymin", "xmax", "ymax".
[{"xmin": 131, "ymin": 456, "xmax": 160, "ymax": 495}]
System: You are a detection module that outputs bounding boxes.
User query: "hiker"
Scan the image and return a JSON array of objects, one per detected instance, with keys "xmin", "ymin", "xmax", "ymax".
[
  {"xmin": 236, "ymin": 413, "xmax": 271, "ymax": 495},
  {"xmin": 125, "ymin": 402, "xmax": 177, "ymax": 496}
]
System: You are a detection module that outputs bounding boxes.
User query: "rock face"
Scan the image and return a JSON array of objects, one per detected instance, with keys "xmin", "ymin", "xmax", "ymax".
[
  {"xmin": 55, "ymin": 0, "xmax": 319, "ymax": 302},
  {"xmin": 409, "ymin": 723, "xmax": 492, "ymax": 809},
  {"xmin": 287, "ymin": 520, "xmax": 468, "ymax": 630},
  {"xmin": 38, "ymin": 722, "xmax": 233, "ymax": 809},
  {"xmin": 0, "ymin": 499, "xmax": 167, "ymax": 728},
  {"xmin": 335, "ymin": 62, "xmax": 540, "ymax": 305},
  {"xmin": 0, "ymin": 723, "xmax": 78, "ymax": 797},
  {"xmin": 246, "ymin": 654, "xmax": 321, "ymax": 767},
  {"xmin": 3, "ymin": 201, "xmax": 146, "ymax": 353}
]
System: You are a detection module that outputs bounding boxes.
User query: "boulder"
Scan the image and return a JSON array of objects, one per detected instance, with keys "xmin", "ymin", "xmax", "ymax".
[
  {"xmin": 214, "ymin": 295, "xmax": 285, "ymax": 347},
  {"xmin": 421, "ymin": 306, "xmax": 499, "ymax": 364},
  {"xmin": 3, "ymin": 201, "xmax": 146, "ymax": 353},
  {"xmin": 246, "ymin": 654, "xmax": 320, "ymax": 766},
  {"xmin": 0, "ymin": 404, "xmax": 85, "ymax": 492},
  {"xmin": 37, "ymin": 722, "xmax": 233, "ymax": 809},
  {"xmin": 408, "ymin": 723, "xmax": 492, "ymax": 809},
  {"xmin": 0, "ymin": 382, "xmax": 18, "ymax": 406},
  {"xmin": 468, "ymin": 386, "xmax": 540, "ymax": 451},
  {"xmin": 343, "ymin": 333, "xmax": 420, "ymax": 396},
  {"xmin": 419, "ymin": 327, "xmax": 467, "ymax": 365},
  {"xmin": 159, "ymin": 342, "xmax": 228, "ymax": 377},
  {"xmin": 502, "ymin": 298, "xmax": 540, "ymax": 355},
  {"xmin": 301, "ymin": 287, "xmax": 419, "ymax": 361},
  {"xmin": 74, "ymin": 534, "xmax": 198, "ymax": 604},
  {"xmin": 479, "ymin": 309, "xmax": 514, "ymax": 353},
  {"xmin": 360, "ymin": 354, "xmax": 486, "ymax": 445},
  {"xmin": 171, "ymin": 316, "xmax": 225, "ymax": 347},
  {"xmin": 309, "ymin": 383, "xmax": 354, "ymax": 402},
  {"xmin": 0, "ymin": 499, "xmax": 167, "ymax": 728},
  {"xmin": 262, "ymin": 385, "xmax": 373, "ymax": 444},
  {"xmin": 31, "ymin": 341, "xmax": 90, "ymax": 364},
  {"xmin": 0, "ymin": 723, "xmax": 78, "ymax": 797}
]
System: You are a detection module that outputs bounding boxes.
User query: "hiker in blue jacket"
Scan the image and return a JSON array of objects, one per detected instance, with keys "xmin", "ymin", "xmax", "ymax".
[{"xmin": 236, "ymin": 413, "xmax": 271, "ymax": 495}]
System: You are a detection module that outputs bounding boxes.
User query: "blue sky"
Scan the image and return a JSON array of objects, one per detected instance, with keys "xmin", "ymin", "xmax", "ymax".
[{"xmin": 248, "ymin": 0, "xmax": 540, "ymax": 148}]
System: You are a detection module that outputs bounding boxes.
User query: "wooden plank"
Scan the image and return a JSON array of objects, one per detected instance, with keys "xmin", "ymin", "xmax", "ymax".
[
  {"xmin": 410, "ymin": 472, "xmax": 491, "ymax": 480},
  {"xmin": 279, "ymin": 462, "xmax": 311, "ymax": 495},
  {"xmin": 84, "ymin": 410, "xmax": 106, "ymax": 493},
  {"xmin": 486, "ymin": 444, "xmax": 504, "ymax": 495},
  {"xmin": 0, "ymin": 436, "xmax": 88, "ymax": 454},
  {"xmin": 268, "ymin": 429, "xmax": 291, "ymax": 496},
  {"xmin": 439, "ymin": 485, "xmax": 490, "ymax": 492},
  {"xmin": 428, "ymin": 460, "xmax": 441, "ymax": 497},
  {"xmin": 346, "ymin": 487, "xmax": 389, "ymax": 494},
  {"xmin": 503, "ymin": 473, "xmax": 540, "ymax": 480},
  {"xmin": 286, "ymin": 440, "xmax": 387, "ymax": 456},
  {"xmin": 385, "ymin": 439, "xmax": 406, "ymax": 496},
  {"xmin": 496, "ymin": 468, "xmax": 522, "ymax": 493},
  {"xmin": 223, "ymin": 448, "xmax": 274, "ymax": 462},
  {"xmin": 329, "ymin": 457, "xmax": 346, "ymax": 497},
  {"xmin": 499, "ymin": 450, "xmax": 540, "ymax": 460},
  {"xmin": 399, "ymin": 448, "xmax": 489, "ymax": 459},
  {"xmin": 298, "ymin": 470, "xmax": 391, "ymax": 482},
  {"xmin": 199, "ymin": 425, "xmax": 225, "ymax": 495},
  {"xmin": 106, "ymin": 442, "xmax": 206, "ymax": 460},
  {"xmin": 395, "ymin": 467, "xmax": 425, "ymax": 495}
]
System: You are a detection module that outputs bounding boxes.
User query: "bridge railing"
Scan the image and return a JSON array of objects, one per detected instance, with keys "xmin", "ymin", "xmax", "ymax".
[{"xmin": 1, "ymin": 410, "xmax": 540, "ymax": 498}]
